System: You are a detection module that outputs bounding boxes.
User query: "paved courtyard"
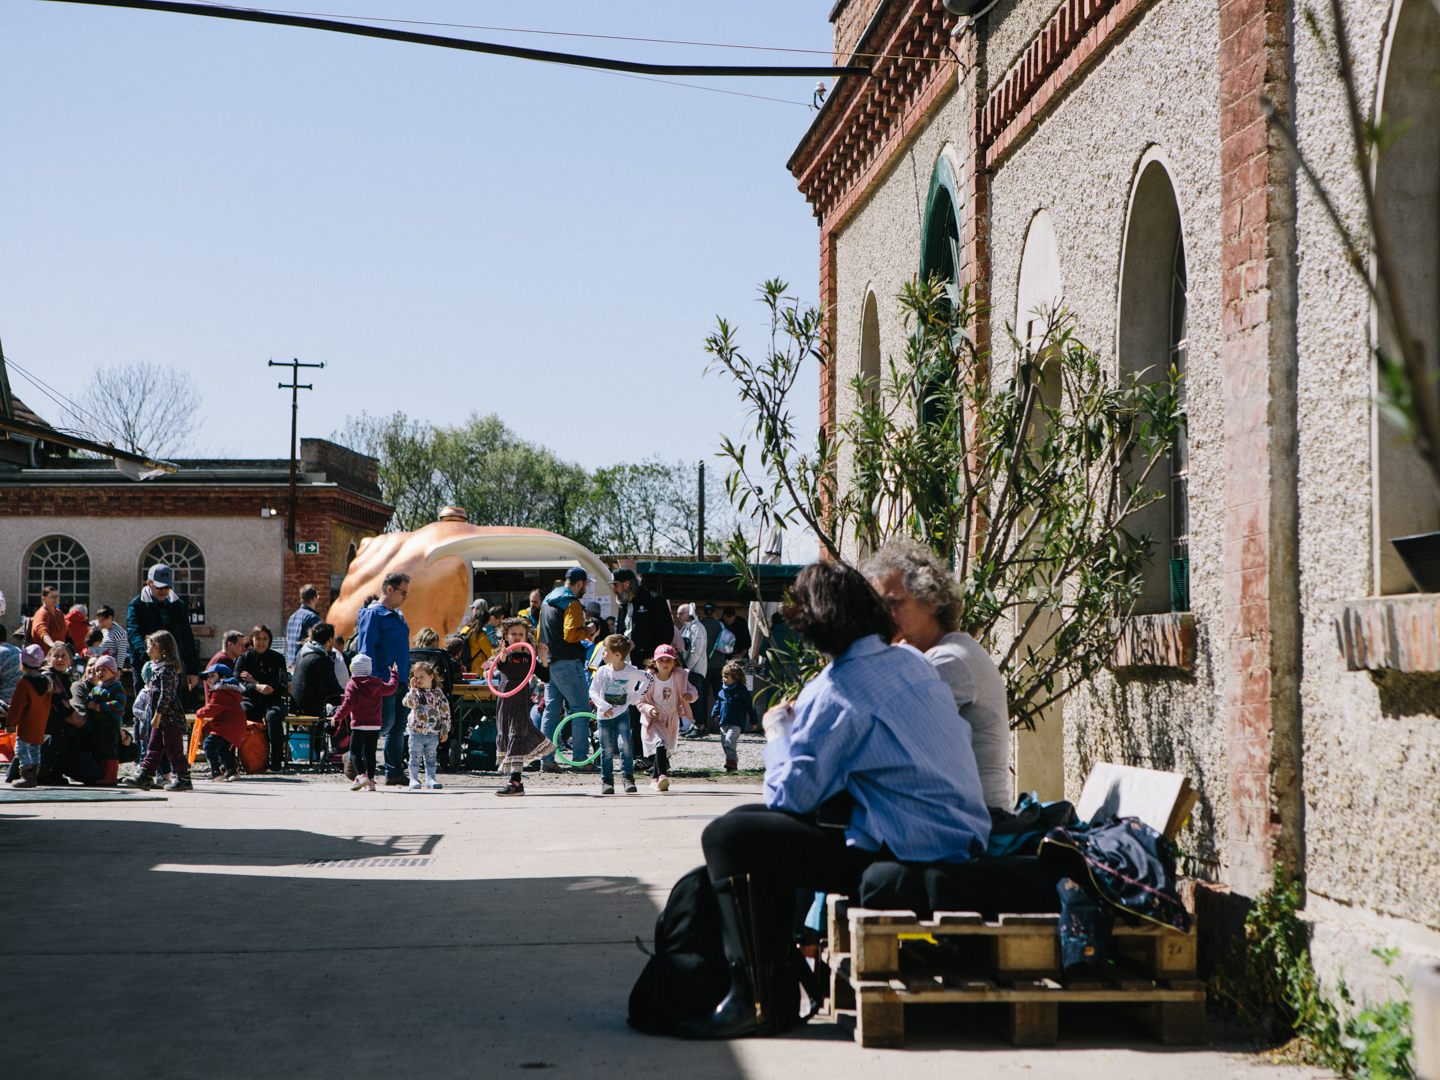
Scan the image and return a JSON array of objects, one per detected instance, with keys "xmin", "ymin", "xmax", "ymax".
[{"xmin": 1, "ymin": 746, "xmax": 1327, "ymax": 1080}]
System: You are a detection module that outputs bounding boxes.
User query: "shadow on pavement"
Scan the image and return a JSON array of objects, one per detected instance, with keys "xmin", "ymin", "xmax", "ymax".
[{"xmin": 0, "ymin": 815, "xmax": 751, "ymax": 1080}]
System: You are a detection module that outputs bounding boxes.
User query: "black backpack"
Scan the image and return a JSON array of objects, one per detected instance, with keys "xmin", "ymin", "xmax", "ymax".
[{"xmin": 627, "ymin": 866, "xmax": 819, "ymax": 1036}]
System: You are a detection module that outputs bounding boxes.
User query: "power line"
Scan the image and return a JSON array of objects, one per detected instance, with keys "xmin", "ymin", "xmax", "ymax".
[
  {"xmin": 606, "ymin": 71, "xmax": 809, "ymax": 109},
  {"xmin": 41, "ymin": 1, "xmax": 871, "ymax": 78},
  {"xmin": 2, "ymin": 353, "xmax": 132, "ymax": 447},
  {"xmin": 184, "ymin": 1, "xmax": 954, "ymax": 66}
]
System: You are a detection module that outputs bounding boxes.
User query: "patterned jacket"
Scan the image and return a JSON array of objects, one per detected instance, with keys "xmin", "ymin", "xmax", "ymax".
[{"xmin": 402, "ymin": 686, "xmax": 451, "ymax": 738}]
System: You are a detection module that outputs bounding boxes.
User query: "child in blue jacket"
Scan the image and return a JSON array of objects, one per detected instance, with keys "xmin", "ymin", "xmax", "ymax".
[{"xmin": 711, "ymin": 660, "xmax": 757, "ymax": 773}]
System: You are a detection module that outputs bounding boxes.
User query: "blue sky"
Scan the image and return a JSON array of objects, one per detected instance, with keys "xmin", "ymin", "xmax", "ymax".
[{"xmin": 1, "ymin": 1, "xmax": 827, "ymax": 469}]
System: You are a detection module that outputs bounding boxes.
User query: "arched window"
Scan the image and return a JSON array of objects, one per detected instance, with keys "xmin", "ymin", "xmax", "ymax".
[
  {"xmin": 859, "ymin": 290, "xmax": 881, "ymax": 403},
  {"xmin": 1118, "ymin": 154, "xmax": 1190, "ymax": 614},
  {"xmin": 1373, "ymin": 0, "xmax": 1440, "ymax": 594},
  {"xmin": 140, "ymin": 536, "xmax": 207, "ymax": 622},
  {"xmin": 25, "ymin": 536, "xmax": 90, "ymax": 614},
  {"xmin": 921, "ymin": 152, "xmax": 962, "ymax": 291}
]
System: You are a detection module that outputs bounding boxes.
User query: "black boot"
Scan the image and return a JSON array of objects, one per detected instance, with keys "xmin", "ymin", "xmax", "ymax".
[
  {"xmin": 678, "ymin": 875, "xmax": 784, "ymax": 1039},
  {"xmin": 4, "ymin": 758, "xmax": 18, "ymax": 783}
]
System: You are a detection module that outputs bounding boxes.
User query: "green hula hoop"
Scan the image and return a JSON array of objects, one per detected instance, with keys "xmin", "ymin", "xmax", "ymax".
[{"xmin": 551, "ymin": 712, "xmax": 602, "ymax": 768}]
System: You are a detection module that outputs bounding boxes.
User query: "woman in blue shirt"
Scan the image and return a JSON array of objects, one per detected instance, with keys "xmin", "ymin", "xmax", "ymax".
[{"xmin": 681, "ymin": 561, "xmax": 990, "ymax": 1039}]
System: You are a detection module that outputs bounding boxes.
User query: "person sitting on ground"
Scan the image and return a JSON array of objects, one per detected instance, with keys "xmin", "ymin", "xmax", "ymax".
[
  {"xmin": 234, "ymin": 625, "xmax": 289, "ymax": 772},
  {"xmin": 4, "ymin": 646, "xmax": 51, "ymax": 787},
  {"xmin": 41, "ymin": 645, "xmax": 96, "ymax": 786},
  {"xmin": 682, "ymin": 560, "xmax": 990, "ymax": 1039},
  {"xmin": 861, "ymin": 537, "xmax": 1011, "ymax": 810},
  {"xmin": 292, "ymin": 623, "xmax": 345, "ymax": 719},
  {"xmin": 711, "ymin": 660, "xmax": 758, "ymax": 774},
  {"xmin": 87, "ymin": 655, "xmax": 127, "ymax": 786},
  {"xmin": 197, "ymin": 662, "xmax": 248, "ymax": 782}
]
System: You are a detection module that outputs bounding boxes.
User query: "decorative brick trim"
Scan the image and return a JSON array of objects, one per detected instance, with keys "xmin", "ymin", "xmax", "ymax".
[
  {"xmin": 1217, "ymin": 0, "xmax": 1300, "ymax": 890},
  {"xmin": 791, "ymin": 0, "xmax": 959, "ymax": 227},
  {"xmin": 1335, "ymin": 595, "xmax": 1440, "ymax": 673},
  {"xmin": 981, "ymin": 0, "xmax": 1156, "ymax": 169},
  {"xmin": 1109, "ymin": 612, "xmax": 1198, "ymax": 671}
]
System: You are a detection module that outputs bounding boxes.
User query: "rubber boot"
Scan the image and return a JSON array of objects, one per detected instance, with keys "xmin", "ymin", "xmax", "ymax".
[
  {"xmin": 678, "ymin": 875, "xmax": 782, "ymax": 1039},
  {"xmin": 13, "ymin": 765, "xmax": 38, "ymax": 789}
]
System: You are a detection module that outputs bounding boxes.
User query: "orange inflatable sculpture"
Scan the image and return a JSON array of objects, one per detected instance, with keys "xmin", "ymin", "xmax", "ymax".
[{"xmin": 327, "ymin": 517, "xmax": 613, "ymax": 644}]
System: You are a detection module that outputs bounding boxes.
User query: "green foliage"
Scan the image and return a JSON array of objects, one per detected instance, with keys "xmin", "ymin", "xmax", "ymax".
[
  {"xmin": 707, "ymin": 277, "xmax": 1183, "ymax": 730},
  {"xmin": 1215, "ymin": 873, "xmax": 1414, "ymax": 1078},
  {"xmin": 334, "ymin": 411, "xmax": 736, "ymax": 555}
]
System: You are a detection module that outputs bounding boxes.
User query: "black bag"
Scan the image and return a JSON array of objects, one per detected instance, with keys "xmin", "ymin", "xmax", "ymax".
[
  {"xmin": 627, "ymin": 867, "xmax": 820, "ymax": 1036},
  {"xmin": 627, "ymin": 866, "xmax": 731, "ymax": 1035}
]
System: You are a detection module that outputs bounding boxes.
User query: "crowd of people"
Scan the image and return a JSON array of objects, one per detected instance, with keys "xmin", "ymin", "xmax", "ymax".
[{"xmin": 0, "ymin": 560, "xmax": 819, "ymax": 797}]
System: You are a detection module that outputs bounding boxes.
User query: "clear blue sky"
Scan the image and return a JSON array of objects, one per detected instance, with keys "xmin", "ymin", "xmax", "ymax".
[{"xmin": 1, "ymin": 1, "xmax": 827, "ymax": 469}]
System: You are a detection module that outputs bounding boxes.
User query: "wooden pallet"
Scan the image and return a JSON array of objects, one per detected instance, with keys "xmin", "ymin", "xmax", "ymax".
[{"xmin": 825, "ymin": 897, "xmax": 1205, "ymax": 1048}]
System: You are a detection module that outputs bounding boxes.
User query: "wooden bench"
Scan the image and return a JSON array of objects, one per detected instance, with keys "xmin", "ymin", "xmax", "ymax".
[{"xmin": 823, "ymin": 762, "xmax": 1203, "ymax": 1049}]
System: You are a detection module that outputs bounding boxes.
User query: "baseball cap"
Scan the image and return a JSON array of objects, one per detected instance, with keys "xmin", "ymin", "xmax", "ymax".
[
  {"xmin": 565, "ymin": 566, "xmax": 588, "ymax": 583},
  {"xmin": 201, "ymin": 663, "xmax": 233, "ymax": 678},
  {"xmin": 612, "ymin": 568, "xmax": 638, "ymax": 585},
  {"xmin": 702, "ymin": 602, "xmax": 715, "ymax": 613},
  {"xmin": 653, "ymin": 644, "xmax": 679, "ymax": 662},
  {"xmin": 147, "ymin": 563, "xmax": 175, "ymax": 588}
]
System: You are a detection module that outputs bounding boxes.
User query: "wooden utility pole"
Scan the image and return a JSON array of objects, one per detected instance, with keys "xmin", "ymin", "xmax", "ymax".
[
  {"xmin": 270, "ymin": 357, "xmax": 324, "ymax": 550},
  {"xmin": 697, "ymin": 460, "xmax": 706, "ymax": 559}
]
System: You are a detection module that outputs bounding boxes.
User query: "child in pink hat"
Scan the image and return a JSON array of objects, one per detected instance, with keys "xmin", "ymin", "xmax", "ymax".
[{"xmin": 638, "ymin": 644, "xmax": 697, "ymax": 792}]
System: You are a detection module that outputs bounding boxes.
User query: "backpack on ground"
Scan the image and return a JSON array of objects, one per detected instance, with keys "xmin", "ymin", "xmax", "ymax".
[{"xmin": 627, "ymin": 866, "xmax": 820, "ymax": 1036}]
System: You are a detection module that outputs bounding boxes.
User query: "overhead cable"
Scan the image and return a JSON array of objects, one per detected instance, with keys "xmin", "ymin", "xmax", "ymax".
[{"xmin": 40, "ymin": 0, "xmax": 872, "ymax": 78}]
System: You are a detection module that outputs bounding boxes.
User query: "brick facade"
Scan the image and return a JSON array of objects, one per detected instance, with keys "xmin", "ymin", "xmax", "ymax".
[{"xmin": 1217, "ymin": 0, "xmax": 1301, "ymax": 890}]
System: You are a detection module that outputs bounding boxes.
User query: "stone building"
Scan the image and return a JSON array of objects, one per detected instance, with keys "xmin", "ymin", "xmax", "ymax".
[
  {"xmin": 792, "ymin": 0, "xmax": 1439, "ymax": 991},
  {"xmin": 1, "ymin": 409, "xmax": 392, "ymax": 650}
]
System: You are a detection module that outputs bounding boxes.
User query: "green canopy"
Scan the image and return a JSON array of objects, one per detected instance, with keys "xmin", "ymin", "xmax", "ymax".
[{"xmin": 633, "ymin": 560, "xmax": 804, "ymax": 603}]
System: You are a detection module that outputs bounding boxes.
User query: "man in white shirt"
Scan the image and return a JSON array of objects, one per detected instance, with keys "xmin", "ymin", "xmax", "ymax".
[{"xmin": 678, "ymin": 604, "xmax": 709, "ymax": 733}]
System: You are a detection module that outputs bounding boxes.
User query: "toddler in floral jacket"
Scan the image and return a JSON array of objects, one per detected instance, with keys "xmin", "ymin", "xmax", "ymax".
[{"xmin": 402, "ymin": 661, "xmax": 451, "ymax": 790}]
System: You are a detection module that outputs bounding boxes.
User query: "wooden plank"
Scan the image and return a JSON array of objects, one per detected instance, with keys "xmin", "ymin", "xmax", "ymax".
[
  {"xmin": 1075, "ymin": 762, "xmax": 1188, "ymax": 836},
  {"xmin": 849, "ymin": 908, "xmax": 918, "ymax": 925},
  {"xmin": 1008, "ymin": 994, "xmax": 1059, "ymax": 1047},
  {"xmin": 853, "ymin": 927, "xmax": 902, "ymax": 979},
  {"xmin": 928, "ymin": 911, "xmax": 986, "ymax": 927},
  {"xmin": 855, "ymin": 984, "xmax": 905, "ymax": 1048},
  {"xmin": 875, "ymin": 985, "xmax": 1204, "ymax": 1004},
  {"xmin": 827, "ymin": 895, "xmax": 851, "ymax": 955},
  {"xmin": 992, "ymin": 932, "xmax": 1060, "ymax": 976}
]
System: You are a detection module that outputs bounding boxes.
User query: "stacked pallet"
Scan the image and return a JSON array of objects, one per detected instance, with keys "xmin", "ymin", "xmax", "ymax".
[{"xmin": 824, "ymin": 895, "xmax": 1205, "ymax": 1048}]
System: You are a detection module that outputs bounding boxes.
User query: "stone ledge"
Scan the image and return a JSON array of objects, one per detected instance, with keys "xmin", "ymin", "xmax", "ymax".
[
  {"xmin": 1109, "ymin": 612, "xmax": 1196, "ymax": 672},
  {"xmin": 1335, "ymin": 594, "xmax": 1440, "ymax": 673}
]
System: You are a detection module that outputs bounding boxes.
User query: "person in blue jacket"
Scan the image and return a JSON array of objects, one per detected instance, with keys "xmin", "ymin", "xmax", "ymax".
[{"xmin": 355, "ymin": 571, "xmax": 411, "ymax": 785}]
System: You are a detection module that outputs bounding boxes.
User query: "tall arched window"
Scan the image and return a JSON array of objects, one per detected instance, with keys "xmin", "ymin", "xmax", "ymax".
[
  {"xmin": 921, "ymin": 152, "xmax": 962, "ymax": 291},
  {"xmin": 25, "ymin": 536, "xmax": 90, "ymax": 614},
  {"xmin": 1118, "ymin": 154, "xmax": 1190, "ymax": 614},
  {"xmin": 1373, "ymin": 0, "xmax": 1440, "ymax": 594},
  {"xmin": 859, "ymin": 290, "xmax": 881, "ymax": 403},
  {"xmin": 140, "ymin": 536, "xmax": 206, "ymax": 622}
]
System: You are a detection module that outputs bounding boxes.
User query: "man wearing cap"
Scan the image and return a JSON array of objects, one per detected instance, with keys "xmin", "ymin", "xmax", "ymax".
[
  {"xmin": 538, "ymin": 567, "xmax": 591, "ymax": 773},
  {"xmin": 126, "ymin": 564, "xmax": 201, "ymax": 692},
  {"xmin": 612, "ymin": 568, "xmax": 675, "ymax": 761}
]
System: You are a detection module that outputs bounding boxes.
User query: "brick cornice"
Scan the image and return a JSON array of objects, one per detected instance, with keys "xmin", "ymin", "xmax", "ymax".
[
  {"xmin": 790, "ymin": 0, "xmax": 959, "ymax": 226},
  {"xmin": 0, "ymin": 483, "xmax": 392, "ymax": 530}
]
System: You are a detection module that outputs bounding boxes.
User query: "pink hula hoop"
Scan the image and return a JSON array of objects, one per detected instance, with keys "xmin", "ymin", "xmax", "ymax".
[{"xmin": 485, "ymin": 641, "xmax": 537, "ymax": 699}]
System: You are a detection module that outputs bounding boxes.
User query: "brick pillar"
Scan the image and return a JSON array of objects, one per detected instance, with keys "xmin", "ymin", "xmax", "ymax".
[
  {"xmin": 1218, "ymin": 0, "xmax": 1302, "ymax": 894},
  {"xmin": 956, "ymin": 26, "xmax": 989, "ymax": 356},
  {"xmin": 819, "ymin": 229, "xmax": 839, "ymax": 438}
]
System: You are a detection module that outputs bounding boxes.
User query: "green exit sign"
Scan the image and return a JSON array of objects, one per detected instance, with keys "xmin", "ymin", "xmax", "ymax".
[{"xmin": 295, "ymin": 541, "xmax": 320, "ymax": 555}]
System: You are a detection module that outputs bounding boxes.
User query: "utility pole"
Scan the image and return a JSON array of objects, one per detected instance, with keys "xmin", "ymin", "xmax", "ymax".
[
  {"xmin": 697, "ymin": 460, "xmax": 706, "ymax": 560},
  {"xmin": 270, "ymin": 357, "xmax": 325, "ymax": 551}
]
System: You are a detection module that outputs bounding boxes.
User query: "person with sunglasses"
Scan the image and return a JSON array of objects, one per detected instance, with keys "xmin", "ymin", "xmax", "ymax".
[{"xmin": 354, "ymin": 572, "xmax": 412, "ymax": 785}]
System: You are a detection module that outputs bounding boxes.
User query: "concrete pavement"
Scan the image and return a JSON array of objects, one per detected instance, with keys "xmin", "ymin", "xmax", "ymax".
[{"xmin": 0, "ymin": 773, "xmax": 1325, "ymax": 1079}]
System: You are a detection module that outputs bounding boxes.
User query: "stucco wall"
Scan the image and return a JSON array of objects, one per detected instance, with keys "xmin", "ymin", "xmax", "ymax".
[
  {"xmin": 1290, "ymin": 0, "xmax": 1440, "ymax": 992},
  {"xmin": 0, "ymin": 515, "xmax": 288, "ymax": 647}
]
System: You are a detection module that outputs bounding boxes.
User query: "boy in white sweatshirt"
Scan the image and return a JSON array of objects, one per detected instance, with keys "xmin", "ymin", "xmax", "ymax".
[{"xmin": 588, "ymin": 634, "xmax": 652, "ymax": 795}]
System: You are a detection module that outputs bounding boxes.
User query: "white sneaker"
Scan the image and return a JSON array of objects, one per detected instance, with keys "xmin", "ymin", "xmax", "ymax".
[
  {"xmin": 365, "ymin": 779, "xmax": 377, "ymax": 791},
  {"xmin": 350, "ymin": 776, "xmax": 365, "ymax": 791},
  {"xmin": 407, "ymin": 778, "xmax": 422, "ymax": 790},
  {"xmin": 426, "ymin": 780, "xmax": 443, "ymax": 790},
  {"xmin": 657, "ymin": 775, "xmax": 671, "ymax": 792}
]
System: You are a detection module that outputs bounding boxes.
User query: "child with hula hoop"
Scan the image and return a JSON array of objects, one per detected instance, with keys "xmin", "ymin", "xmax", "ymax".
[
  {"xmin": 587, "ymin": 634, "xmax": 652, "ymax": 795},
  {"xmin": 485, "ymin": 617, "xmax": 554, "ymax": 797}
]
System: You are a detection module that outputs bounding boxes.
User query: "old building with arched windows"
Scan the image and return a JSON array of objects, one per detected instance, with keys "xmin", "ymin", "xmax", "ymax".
[{"xmin": 793, "ymin": 0, "xmax": 1439, "ymax": 992}]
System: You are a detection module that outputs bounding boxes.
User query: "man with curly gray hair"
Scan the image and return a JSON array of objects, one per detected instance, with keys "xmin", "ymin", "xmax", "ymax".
[{"xmin": 860, "ymin": 537, "xmax": 1011, "ymax": 809}]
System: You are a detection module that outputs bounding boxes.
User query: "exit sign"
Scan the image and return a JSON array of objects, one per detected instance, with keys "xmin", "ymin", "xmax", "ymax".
[{"xmin": 295, "ymin": 541, "xmax": 320, "ymax": 555}]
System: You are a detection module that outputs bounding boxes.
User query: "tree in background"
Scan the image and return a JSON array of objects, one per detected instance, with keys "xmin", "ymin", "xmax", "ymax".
[{"xmin": 85, "ymin": 361, "xmax": 201, "ymax": 459}]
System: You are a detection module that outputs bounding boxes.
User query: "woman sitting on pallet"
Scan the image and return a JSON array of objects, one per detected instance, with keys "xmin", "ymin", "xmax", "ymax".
[{"xmin": 683, "ymin": 561, "xmax": 992, "ymax": 1040}]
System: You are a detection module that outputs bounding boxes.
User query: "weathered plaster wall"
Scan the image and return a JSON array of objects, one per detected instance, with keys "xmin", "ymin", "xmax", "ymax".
[
  {"xmin": 982, "ymin": 0, "xmax": 1064, "ymax": 93},
  {"xmin": 986, "ymin": 0, "xmax": 1226, "ymax": 876},
  {"xmin": 1290, "ymin": 0, "xmax": 1440, "ymax": 994}
]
